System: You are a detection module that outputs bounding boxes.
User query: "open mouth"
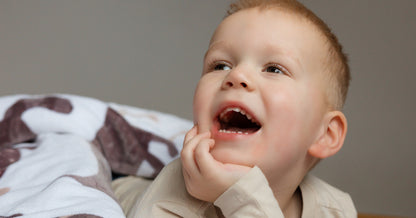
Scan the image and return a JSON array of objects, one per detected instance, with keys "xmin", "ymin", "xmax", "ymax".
[{"xmin": 217, "ymin": 107, "xmax": 261, "ymax": 134}]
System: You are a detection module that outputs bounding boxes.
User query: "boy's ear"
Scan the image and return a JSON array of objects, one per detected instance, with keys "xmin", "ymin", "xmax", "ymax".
[{"xmin": 308, "ymin": 111, "xmax": 347, "ymax": 159}]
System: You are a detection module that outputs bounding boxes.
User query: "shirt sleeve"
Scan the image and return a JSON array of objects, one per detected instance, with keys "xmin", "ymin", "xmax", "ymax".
[{"xmin": 213, "ymin": 166, "xmax": 284, "ymax": 218}]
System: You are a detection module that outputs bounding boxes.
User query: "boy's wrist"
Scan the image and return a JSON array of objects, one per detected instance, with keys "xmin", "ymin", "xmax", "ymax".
[{"xmin": 214, "ymin": 166, "xmax": 283, "ymax": 217}]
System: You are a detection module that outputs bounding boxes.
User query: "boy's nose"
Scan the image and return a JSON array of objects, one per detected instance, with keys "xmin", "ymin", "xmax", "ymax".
[{"xmin": 221, "ymin": 67, "xmax": 254, "ymax": 91}]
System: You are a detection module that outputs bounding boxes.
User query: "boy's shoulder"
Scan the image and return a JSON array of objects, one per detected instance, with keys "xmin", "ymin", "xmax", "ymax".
[{"xmin": 300, "ymin": 174, "xmax": 357, "ymax": 217}]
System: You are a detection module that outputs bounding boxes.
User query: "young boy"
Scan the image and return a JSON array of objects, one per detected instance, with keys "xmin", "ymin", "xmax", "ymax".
[{"xmin": 112, "ymin": 0, "xmax": 356, "ymax": 217}]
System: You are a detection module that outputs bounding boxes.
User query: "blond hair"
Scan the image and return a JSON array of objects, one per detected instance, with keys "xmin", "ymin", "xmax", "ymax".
[{"xmin": 227, "ymin": 0, "xmax": 350, "ymax": 110}]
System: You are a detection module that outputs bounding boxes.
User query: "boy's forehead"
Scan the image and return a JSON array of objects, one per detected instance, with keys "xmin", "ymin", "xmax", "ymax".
[
  {"xmin": 210, "ymin": 7, "xmax": 325, "ymax": 47},
  {"xmin": 208, "ymin": 7, "xmax": 328, "ymax": 65}
]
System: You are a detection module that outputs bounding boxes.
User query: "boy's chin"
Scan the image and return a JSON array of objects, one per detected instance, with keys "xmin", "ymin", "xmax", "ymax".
[{"xmin": 210, "ymin": 147, "xmax": 252, "ymax": 167}]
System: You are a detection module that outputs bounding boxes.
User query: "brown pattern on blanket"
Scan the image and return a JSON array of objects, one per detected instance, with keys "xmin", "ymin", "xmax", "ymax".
[
  {"xmin": 0, "ymin": 97, "xmax": 72, "ymax": 148},
  {"xmin": 67, "ymin": 142, "xmax": 116, "ymax": 200},
  {"xmin": 64, "ymin": 214, "xmax": 102, "ymax": 218},
  {"xmin": 94, "ymin": 107, "xmax": 178, "ymax": 178},
  {"xmin": 0, "ymin": 148, "xmax": 19, "ymax": 178},
  {"xmin": 0, "ymin": 97, "xmax": 73, "ymax": 179},
  {"xmin": 0, "ymin": 214, "xmax": 23, "ymax": 218},
  {"xmin": 0, "ymin": 187, "xmax": 10, "ymax": 196}
]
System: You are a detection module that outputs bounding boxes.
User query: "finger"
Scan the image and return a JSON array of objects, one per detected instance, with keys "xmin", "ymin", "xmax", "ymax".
[
  {"xmin": 181, "ymin": 148, "xmax": 199, "ymax": 177},
  {"xmin": 182, "ymin": 131, "xmax": 210, "ymax": 154},
  {"xmin": 181, "ymin": 132, "xmax": 211, "ymax": 175},
  {"xmin": 194, "ymin": 138, "xmax": 217, "ymax": 176},
  {"xmin": 183, "ymin": 125, "xmax": 198, "ymax": 145}
]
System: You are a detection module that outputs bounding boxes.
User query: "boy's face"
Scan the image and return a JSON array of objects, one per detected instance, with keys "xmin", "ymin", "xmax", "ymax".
[{"xmin": 193, "ymin": 8, "xmax": 330, "ymax": 184}]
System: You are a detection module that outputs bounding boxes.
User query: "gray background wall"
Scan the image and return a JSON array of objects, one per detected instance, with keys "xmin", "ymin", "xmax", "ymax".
[{"xmin": 1, "ymin": 0, "xmax": 415, "ymax": 216}]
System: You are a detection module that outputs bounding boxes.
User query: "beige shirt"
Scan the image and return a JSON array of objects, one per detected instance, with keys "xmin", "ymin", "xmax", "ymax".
[{"xmin": 112, "ymin": 159, "xmax": 356, "ymax": 218}]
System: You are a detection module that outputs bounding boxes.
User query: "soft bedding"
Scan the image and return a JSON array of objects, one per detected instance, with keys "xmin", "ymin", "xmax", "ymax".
[{"xmin": 0, "ymin": 94, "xmax": 192, "ymax": 217}]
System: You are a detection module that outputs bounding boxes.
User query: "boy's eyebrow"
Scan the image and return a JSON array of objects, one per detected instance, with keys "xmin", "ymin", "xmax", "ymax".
[
  {"xmin": 267, "ymin": 44, "xmax": 303, "ymax": 71},
  {"xmin": 204, "ymin": 40, "xmax": 303, "ymax": 72},
  {"xmin": 204, "ymin": 41, "xmax": 231, "ymax": 60}
]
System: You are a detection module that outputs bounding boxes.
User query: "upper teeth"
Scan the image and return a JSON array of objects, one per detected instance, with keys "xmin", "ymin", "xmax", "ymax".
[{"xmin": 220, "ymin": 107, "xmax": 253, "ymax": 121}]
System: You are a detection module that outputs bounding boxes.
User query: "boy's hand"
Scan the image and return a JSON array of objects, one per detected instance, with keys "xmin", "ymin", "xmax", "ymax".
[{"xmin": 181, "ymin": 126, "xmax": 252, "ymax": 202}]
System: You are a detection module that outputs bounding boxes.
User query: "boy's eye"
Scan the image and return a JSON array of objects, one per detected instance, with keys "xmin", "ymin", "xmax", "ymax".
[
  {"xmin": 265, "ymin": 65, "xmax": 284, "ymax": 74},
  {"xmin": 214, "ymin": 63, "xmax": 231, "ymax": 71}
]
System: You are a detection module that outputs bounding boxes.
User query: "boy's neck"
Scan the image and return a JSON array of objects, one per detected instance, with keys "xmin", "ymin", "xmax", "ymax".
[{"xmin": 281, "ymin": 187, "xmax": 303, "ymax": 218}]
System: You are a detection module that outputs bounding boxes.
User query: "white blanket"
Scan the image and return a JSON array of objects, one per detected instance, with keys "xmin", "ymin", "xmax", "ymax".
[{"xmin": 0, "ymin": 94, "xmax": 192, "ymax": 218}]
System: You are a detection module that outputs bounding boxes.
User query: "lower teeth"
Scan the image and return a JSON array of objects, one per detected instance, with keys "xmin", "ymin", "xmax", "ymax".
[{"xmin": 219, "ymin": 129, "xmax": 249, "ymax": 134}]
